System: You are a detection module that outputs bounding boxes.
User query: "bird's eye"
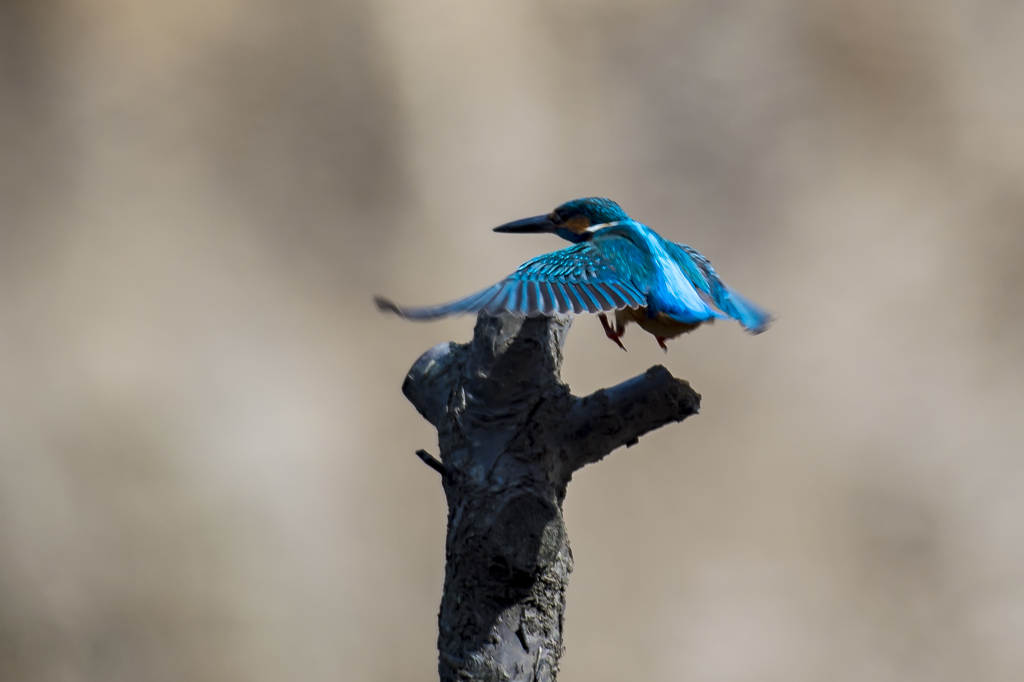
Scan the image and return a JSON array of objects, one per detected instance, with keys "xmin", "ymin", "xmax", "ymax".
[{"xmin": 549, "ymin": 211, "xmax": 563, "ymax": 225}]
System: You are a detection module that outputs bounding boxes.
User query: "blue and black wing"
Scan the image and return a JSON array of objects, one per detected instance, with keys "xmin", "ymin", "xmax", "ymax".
[
  {"xmin": 375, "ymin": 241, "xmax": 646, "ymax": 319},
  {"xmin": 664, "ymin": 241, "xmax": 773, "ymax": 334}
]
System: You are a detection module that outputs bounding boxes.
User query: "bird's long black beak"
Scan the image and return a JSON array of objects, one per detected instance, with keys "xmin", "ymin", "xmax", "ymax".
[{"xmin": 492, "ymin": 214, "xmax": 556, "ymax": 234}]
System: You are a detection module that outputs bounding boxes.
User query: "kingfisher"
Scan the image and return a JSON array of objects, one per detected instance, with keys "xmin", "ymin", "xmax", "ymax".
[{"xmin": 375, "ymin": 198, "xmax": 772, "ymax": 351}]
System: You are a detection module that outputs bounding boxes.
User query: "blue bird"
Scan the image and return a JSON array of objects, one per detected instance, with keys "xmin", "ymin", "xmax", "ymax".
[{"xmin": 375, "ymin": 198, "xmax": 772, "ymax": 351}]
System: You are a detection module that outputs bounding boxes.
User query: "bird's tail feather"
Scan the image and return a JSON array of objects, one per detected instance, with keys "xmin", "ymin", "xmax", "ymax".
[{"xmin": 720, "ymin": 287, "xmax": 773, "ymax": 334}]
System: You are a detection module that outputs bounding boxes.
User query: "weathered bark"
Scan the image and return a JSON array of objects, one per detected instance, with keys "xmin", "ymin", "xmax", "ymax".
[{"xmin": 403, "ymin": 313, "xmax": 700, "ymax": 682}]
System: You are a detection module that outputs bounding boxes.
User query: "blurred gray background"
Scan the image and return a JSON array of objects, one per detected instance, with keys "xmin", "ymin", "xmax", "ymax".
[{"xmin": 2, "ymin": 1, "xmax": 1023, "ymax": 680}]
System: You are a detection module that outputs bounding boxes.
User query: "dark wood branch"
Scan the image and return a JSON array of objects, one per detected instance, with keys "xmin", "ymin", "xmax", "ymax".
[
  {"xmin": 562, "ymin": 365, "xmax": 700, "ymax": 472},
  {"xmin": 399, "ymin": 312, "xmax": 699, "ymax": 682}
]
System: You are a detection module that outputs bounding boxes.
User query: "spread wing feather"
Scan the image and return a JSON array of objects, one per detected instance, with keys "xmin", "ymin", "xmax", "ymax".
[
  {"xmin": 375, "ymin": 240, "xmax": 646, "ymax": 319},
  {"xmin": 663, "ymin": 241, "xmax": 773, "ymax": 334}
]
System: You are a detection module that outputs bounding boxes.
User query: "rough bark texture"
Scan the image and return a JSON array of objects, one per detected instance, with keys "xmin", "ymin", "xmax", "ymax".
[{"xmin": 403, "ymin": 313, "xmax": 701, "ymax": 682}]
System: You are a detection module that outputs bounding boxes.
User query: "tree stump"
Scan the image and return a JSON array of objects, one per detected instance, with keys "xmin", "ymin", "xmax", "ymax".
[{"xmin": 402, "ymin": 313, "xmax": 700, "ymax": 682}]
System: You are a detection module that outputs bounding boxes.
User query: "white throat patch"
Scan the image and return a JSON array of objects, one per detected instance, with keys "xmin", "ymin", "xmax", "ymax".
[{"xmin": 584, "ymin": 220, "xmax": 624, "ymax": 233}]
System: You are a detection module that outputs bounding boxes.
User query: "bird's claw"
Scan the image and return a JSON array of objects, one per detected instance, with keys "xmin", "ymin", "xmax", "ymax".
[
  {"xmin": 598, "ymin": 313, "xmax": 627, "ymax": 352},
  {"xmin": 656, "ymin": 336, "xmax": 669, "ymax": 353}
]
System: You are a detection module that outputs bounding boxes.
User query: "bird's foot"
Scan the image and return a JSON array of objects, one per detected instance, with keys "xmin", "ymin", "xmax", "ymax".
[
  {"xmin": 598, "ymin": 313, "xmax": 627, "ymax": 352},
  {"xmin": 656, "ymin": 336, "xmax": 669, "ymax": 353}
]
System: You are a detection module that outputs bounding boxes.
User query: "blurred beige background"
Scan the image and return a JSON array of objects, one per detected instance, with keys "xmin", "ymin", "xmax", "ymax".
[{"xmin": 2, "ymin": 1, "xmax": 1023, "ymax": 680}]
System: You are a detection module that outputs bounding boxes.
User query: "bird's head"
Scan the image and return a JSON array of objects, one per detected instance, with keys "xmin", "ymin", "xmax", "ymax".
[{"xmin": 493, "ymin": 197, "xmax": 631, "ymax": 243}]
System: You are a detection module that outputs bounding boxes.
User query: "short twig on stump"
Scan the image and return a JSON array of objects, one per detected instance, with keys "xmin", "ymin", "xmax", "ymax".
[{"xmin": 402, "ymin": 313, "xmax": 700, "ymax": 682}]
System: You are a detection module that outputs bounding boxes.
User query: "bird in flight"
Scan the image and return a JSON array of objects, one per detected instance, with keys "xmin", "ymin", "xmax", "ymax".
[{"xmin": 375, "ymin": 197, "xmax": 772, "ymax": 351}]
